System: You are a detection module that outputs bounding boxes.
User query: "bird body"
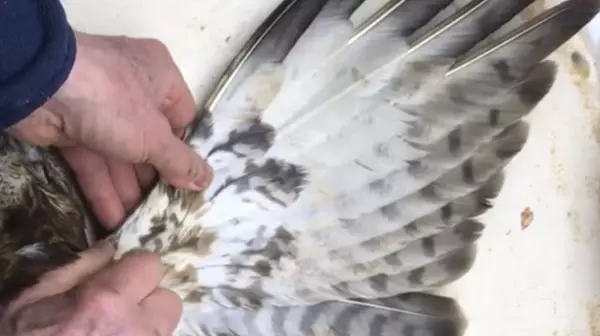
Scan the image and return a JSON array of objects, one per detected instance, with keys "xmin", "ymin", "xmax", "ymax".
[
  {"xmin": 1, "ymin": 0, "xmax": 599, "ymax": 335},
  {"xmin": 0, "ymin": 133, "xmax": 97, "ymax": 309}
]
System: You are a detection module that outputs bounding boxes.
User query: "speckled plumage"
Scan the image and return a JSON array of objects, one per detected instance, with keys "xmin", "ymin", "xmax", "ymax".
[
  {"xmin": 0, "ymin": 134, "xmax": 97, "ymax": 311},
  {"xmin": 0, "ymin": 0, "xmax": 599, "ymax": 335}
]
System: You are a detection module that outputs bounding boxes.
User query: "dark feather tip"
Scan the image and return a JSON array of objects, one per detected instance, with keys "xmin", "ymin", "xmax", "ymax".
[{"xmin": 516, "ymin": 61, "xmax": 558, "ymax": 106}]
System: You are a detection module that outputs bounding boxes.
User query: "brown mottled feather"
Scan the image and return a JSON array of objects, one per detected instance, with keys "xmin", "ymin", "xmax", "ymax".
[{"xmin": 0, "ymin": 133, "xmax": 99, "ymax": 311}]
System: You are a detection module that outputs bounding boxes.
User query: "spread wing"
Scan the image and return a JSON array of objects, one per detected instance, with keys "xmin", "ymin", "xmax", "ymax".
[{"xmin": 110, "ymin": 0, "xmax": 600, "ymax": 335}]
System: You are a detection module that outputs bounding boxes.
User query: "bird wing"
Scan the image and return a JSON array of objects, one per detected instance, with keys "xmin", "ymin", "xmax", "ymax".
[{"xmin": 109, "ymin": 0, "xmax": 600, "ymax": 334}]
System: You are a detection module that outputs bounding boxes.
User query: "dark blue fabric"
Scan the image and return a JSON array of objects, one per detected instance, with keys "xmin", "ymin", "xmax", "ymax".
[{"xmin": 0, "ymin": 0, "xmax": 76, "ymax": 130}]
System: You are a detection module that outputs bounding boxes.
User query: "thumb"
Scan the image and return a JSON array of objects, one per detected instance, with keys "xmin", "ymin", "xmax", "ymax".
[
  {"xmin": 146, "ymin": 132, "xmax": 212, "ymax": 191},
  {"xmin": 5, "ymin": 241, "xmax": 115, "ymax": 315}
]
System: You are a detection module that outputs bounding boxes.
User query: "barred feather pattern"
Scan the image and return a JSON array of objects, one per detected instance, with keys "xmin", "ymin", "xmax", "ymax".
[
  {"xmin": 110, "ymin": 0, "xmax": 600, "ymax": 335},
  {"xmin": 177, "ymin": 292, "xmax": 467, "ymax": 336}
]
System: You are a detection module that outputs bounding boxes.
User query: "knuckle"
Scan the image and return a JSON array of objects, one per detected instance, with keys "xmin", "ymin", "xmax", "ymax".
[
  {"xmin": 144, "ymin": 37, "xmax": 166, "ymax": 49},
  {"xmin": 130, "ymin": 125, "xmax": 158, "ymax": 164},
  {"xmin": 146, "ymin": 128, "xmax": 174, "ymax": 159},
  {"xmin": 143, "ymin": 38, "xmax": 172, "ymax": 61}
]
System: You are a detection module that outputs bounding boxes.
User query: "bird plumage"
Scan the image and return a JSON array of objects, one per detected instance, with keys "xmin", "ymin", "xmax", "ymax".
[
  {"xmin": 177, "ymin": 291, "xmax": 467, "ymax": 336},
  {"xmin": 0, "ymin": 0, "xmax": 598, "ymax": 335},
  {"xmin": 0, "ymin": 133, "xmax": 96, "ymax": 311},
  {"xmin": 108, "ymin": 0, "xmax": 600, "ymax": 334}
]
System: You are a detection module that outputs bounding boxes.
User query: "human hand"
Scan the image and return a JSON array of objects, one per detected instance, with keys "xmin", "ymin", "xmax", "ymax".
[
  {"xmin": 0, "ymin": 241, "xmax": 182, "ymax": 336},
  {"xmin": 7, "ymin": 31, "xmax": 213, "ymax": 229}
]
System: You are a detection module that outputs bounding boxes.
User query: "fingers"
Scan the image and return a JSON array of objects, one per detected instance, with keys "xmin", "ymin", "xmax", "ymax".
[
  {"xmin": 153, "ymin": 59, "xmax": 214, "ymax": 191},
  {"xmin": 6, "ymin": 241, "xmax": 115, "ymax": 315},
  {"xmin": 146, "ymin": 132, "xmax": 213, "ymax": 191},
  {"xmin": 151, "ymin": 45, "xmax": 216, "ymax": 192},
  {"xmin": 85, "ymin": 252, "xmax": 163, "ymax": 303},
  {"xmin": 107, "ymin": 161, "xmax": 142, "ymax": 213},
  {"xmin": 61, "ymin": 147, "xmax": 125, "ymax": 230},
  {"xmin": 139, "ymin": 288, "xmax": 183, "ymax": 335}
]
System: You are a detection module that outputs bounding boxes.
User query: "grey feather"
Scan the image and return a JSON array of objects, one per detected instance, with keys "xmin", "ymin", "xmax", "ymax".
[{"xmin": 176, "ymin": 292, "xmax": 467, "ymax": 336}]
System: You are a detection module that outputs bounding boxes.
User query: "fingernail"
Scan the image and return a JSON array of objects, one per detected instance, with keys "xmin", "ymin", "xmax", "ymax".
[{"xmin": 192, "ymin": 162, "xmax": 212, "ymax": 190}]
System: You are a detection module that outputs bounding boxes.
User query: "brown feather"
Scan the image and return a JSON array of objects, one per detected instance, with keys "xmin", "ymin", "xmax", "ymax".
[{"xmin": 0, "ymin": 133, "xmax": 100, "ymax": 311}]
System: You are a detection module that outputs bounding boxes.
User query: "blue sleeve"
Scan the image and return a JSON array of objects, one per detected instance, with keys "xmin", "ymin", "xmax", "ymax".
[{"xmin": 0, "ymin": 0, "xmax": 76, "ymax": 130}]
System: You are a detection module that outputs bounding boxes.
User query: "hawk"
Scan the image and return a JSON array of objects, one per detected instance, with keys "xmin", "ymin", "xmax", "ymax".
[{"xmin": 1, "ymin": 0, "xmax": 599, "ymax": 335}]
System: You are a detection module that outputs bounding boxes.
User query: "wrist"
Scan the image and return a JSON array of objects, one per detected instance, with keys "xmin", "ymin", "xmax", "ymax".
[{"xmin": 50, "ymin": 31, "xmax": 90, "ymax": 106}]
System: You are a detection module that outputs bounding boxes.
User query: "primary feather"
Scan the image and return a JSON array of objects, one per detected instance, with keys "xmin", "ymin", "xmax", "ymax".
[
  {"xmin": 177, "ymin": 292, "xmax": 467, "ymax": 336},
  {"xmin": 0, "ymin": 0, "xmax": 592, "ymax": 334}
]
